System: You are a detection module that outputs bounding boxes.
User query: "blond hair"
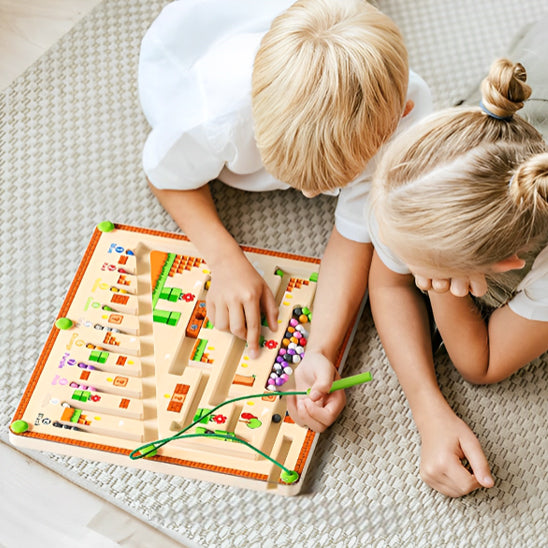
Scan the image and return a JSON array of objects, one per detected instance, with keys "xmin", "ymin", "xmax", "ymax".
[
  {"xmin": 373, "ymin": 57, "xmax": 548, "ymax": 266},
  {"xmin": 252, "ymin": 0, "xmax": 408, "ymax": 193}
]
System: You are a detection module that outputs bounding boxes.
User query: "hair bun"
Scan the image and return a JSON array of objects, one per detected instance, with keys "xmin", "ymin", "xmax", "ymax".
[
  {"xmin": 510, "ymin": 152, "xmax": 548, "ymax": 212},
  {"xmin": 480, "ymin": 58, "xmax": 532, "ymax": 119}
]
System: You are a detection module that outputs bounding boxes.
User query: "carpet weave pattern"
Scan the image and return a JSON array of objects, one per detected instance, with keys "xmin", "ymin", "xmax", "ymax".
[{"xmin": 1, "ymin": 1, "xmax": 547, "ymax": 546}]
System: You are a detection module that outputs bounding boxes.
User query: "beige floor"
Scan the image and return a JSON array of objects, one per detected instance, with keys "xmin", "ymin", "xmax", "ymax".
[
  {"xmin": 0, "ymin": 2, "xmax": 189, "ymax": 546},
  {"xmin": 1, "ymin": 443, "xmax": 189, "ymax": 548},
  {"xmin": 0, "ymin": 0, "xmax": 102, "ymax": 90}
]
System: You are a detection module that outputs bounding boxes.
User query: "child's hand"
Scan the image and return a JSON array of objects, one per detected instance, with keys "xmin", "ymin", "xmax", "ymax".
[
  {"xmin": 418, "ymin": 409, "xmax": 494, "ymax": 497},
  {"xmin": 286, "ymin": 351, "xmax": 346, "ymax": 432},
  {"xmin": 414, "ymin": 273, "xmax": 487, "ymax": 297},
  {"xmin": 206, "ymin": 255, "xmax": 278, "ymax": 358}
]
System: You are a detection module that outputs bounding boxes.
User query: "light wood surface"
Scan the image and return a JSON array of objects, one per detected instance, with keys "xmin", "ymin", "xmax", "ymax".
[
  {"xmin": 1, "ymin": 443, "xmax": 190, "ymax": 548},
  {"xmin": 0, "ymin": 0, "xmax": 102, "ymax": 90}
]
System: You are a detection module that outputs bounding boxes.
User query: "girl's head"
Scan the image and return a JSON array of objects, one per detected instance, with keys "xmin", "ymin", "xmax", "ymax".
[
  {"xmin": 252, "ymin": 0, "xmax": 408, "ymax": 194},
  {"xmin": 372, "ymin": 58, "xmax": 548, "ymax": 282}
]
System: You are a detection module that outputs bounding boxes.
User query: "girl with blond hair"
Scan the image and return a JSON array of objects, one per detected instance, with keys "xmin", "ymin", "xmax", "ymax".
[{"xmin": 369, "ymin": 58, "xmax": 548, "ymax": 497}]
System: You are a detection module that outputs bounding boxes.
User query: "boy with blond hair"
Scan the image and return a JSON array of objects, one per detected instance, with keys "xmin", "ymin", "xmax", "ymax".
[{"xmin": 139, "ymin": 0, "xmax": 432, "ymax": 429}]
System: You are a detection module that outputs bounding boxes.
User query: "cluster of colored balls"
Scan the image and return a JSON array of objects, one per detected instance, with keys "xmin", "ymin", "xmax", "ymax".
[{"xmin": 266, "ymin": 307, "xmax": 311, "ymax": 391}]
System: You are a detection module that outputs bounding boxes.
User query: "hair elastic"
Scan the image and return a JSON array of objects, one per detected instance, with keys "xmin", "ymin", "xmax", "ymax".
[
  {"xmin": 508, "ymin": 174, "xmax": 516, "ymax": 188},
  {"xmin": 479, "ymin": 100, "xmax": 513, "ymax": 121}
]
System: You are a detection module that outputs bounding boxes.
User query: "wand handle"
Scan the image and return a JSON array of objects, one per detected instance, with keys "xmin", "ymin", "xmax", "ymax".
[{"xmin": 306, "ymin": 372, "xmax": 372, "ymax": 394}]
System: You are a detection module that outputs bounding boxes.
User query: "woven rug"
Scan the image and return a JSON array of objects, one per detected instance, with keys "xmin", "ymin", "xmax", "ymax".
[{"xmin": 1, "ymin": 1, "xmax": 547, "ymax": 546}]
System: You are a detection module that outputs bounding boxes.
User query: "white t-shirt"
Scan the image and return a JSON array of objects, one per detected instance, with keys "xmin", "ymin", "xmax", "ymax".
[
  {"xmin": 138, "ymin": 0, "xmax": 432, "ymax": 243},
  {"xmin": 510, "ymin": 244, "xmax": 548, "ymax": 321},
  {"xmin": 369, "ymin": 215, "xmax": 548, "ymax": 322}
]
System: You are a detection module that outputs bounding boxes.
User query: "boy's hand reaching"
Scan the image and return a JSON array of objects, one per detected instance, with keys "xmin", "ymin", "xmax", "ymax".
[
  {"xmin": 286, "ymin": 351, "xmax": 346, "ymax": 432},
  {"xmin": 418, "ymin": 407, "xmax": 494, "ymax": 497},
  {"xmin": 206, "ymin": 254, "xmax": 278, "ymax": 358}
]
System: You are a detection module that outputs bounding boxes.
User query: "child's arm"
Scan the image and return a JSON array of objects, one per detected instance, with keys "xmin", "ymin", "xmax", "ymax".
[
  {"xmin": 286, "ymin": 227, "xmax": 372, "ymax": 432},
  {"xmin": 428, "ymin": 291, "xmax": 548, "ymax": 384},
  {"xmin": 369, "ymin": 252, "xmax": 494, "ymax": 497},
  {"xmin": 149, "ymin": 182, "xmax": 278, "ymax": 358}
]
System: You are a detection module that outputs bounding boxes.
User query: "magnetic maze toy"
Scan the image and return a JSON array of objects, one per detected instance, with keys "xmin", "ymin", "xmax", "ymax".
[{"xmin": 9, "ymin": 222, "xmax": 370, "ymax": 495}]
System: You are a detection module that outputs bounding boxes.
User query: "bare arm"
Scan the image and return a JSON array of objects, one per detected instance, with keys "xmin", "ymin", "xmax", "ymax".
[
  {"xmin": 429, "ymin": 291, "xmax": 548, "ymax": 384},
  {"xmin": 287, "ymin": 227, "xmax": 372, "ymax": 431},
  {"xmin": 149, "ymin": 183, "xmax": 242, "ymax": 264},
  {"xmin": 369, "ymin": 252, "xmax": 494, "ymax": 497},
  {"xmin": 308, "ymin": 227, "xmax": 372, "ymax": 362},
  {"xmin": 149, "ymin": 183, "xmax": 278, "ymax": 356}
]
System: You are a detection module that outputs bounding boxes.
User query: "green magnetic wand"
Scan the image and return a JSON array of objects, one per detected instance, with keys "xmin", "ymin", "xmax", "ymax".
[{"xmin": 130, "ymin": 372, "xmax": 372, "ymax": 485}]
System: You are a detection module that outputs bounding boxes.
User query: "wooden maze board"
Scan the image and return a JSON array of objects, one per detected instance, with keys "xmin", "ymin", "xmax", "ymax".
[{"xmin": 9, "ymin": 223, "xmax": 361, "ymax": 495}]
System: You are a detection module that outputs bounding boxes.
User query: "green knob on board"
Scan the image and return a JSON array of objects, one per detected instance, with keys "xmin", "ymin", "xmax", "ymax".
[
  {"xmin": 10, "ymin": 420, "xmax": 29, "ymax": 434},
  {"xmin": 97, "ymin": 221, "xmax": 115, "ymax": 232},
  {"xmin": 280, "ymin": 470, "xmax": 300, "ymax": 484},
  {"xmin": 55, "ymin": 317, "xmax": 73, "ymax": 330}
]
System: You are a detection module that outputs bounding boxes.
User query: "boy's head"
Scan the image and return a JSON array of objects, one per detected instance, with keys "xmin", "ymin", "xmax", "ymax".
[{"xmin": 251, "ymin": 0, "xmax": 408, "ymax": 194}]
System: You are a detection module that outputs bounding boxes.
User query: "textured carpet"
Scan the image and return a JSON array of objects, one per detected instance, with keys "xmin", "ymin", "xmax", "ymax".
[{"xmin": 1, "ymin": 1, "xmax": 547, "ymax": 546}]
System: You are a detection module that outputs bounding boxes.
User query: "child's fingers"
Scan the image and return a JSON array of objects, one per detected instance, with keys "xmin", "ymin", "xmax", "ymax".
[
  {"xmin": 295, "ymin": 399, "xmax": 329, "ymax": 432},
  {"xmin": 307, "ymin": 362, "xmax": 336, "ymax": 401},
  {"xmin": 448, "ymin": 456, "xmax": 483, "ymax": 495},
  {"xmin": 449, "ymin": 277, "xmax": 470, "ymax": 297},
  {"xmin": 261, "ymin": 287, "xmax": 278, "ymax": 332},
  {"xmin": 285, "ymin": 394, "xmax": 299, "ymax": 424},
  {"xmin": 228, "ymin": 302, "xmax": 247, "ymax": 341},
  {"xmin": 243, "ymin": 300, "xmax": 262, "ymax": 359},
  {"xmin": 460, "ymin": 434, "xmax": 494, "ymax": 488},
  {"xmin": 414, "ymin": 275, "xmax": 432, "ymax": 292},
  {"xmin": 285, "ymin": 394, "xmax": 314, "ymax": 429},
  {"xmin": 209, "ymin": 301, "xmax": 227, "ymax": 332},
  {"xmin": 301, "ymin": 393, "xmax": 345, "ymax": 432},
  {"xmin": 431, "ymin": 278, "xmax": 450, "ymax": 292},
  {"xmin": 205, "ymin": 294, "xmax": 216, "ymax": 327},
  {"xmin": 427, "ymin": 437, "xmax": 492, "ymax": 497},
  {"xmin": 448, "ymin": 275, "xmax": 488, "ymax": 298},
  {"xmin": 421, "ymin": 456, "xmax": 481, "ymax": 497},
  {"xmin": 440, "ymin": 472, "xmax": 481, "ymax": 497},
  {"xmin": 469, "ymin": 274, "xmax": 488, "ymax": 297}
]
